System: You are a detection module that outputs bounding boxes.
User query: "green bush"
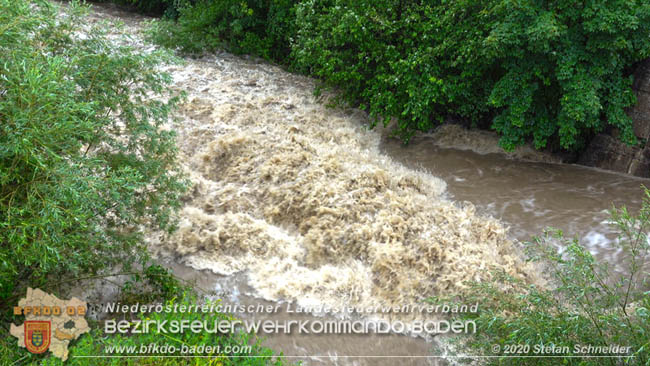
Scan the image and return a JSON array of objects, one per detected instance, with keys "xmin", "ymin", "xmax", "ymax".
[
  {"xmin": 0, "ymin": 0, "xmax": 187, "ymax": 308},
  {"xmin": 148, "ymin": 0, "xmax": 298, "ymax": 60},
  {"xmin": 441, "ymin": 189, "xmax": 650, "ymax": 365},
  {"xmin": 292, "ymin": 0, "xmax": 447, "ymax": 142},
  {"xmin": 147, "ymin": 0, "xmax": 650, "ymax": 149},
  {"xmin": 293, "ymin": 0, "xmax": 650, "ymax": 149}
]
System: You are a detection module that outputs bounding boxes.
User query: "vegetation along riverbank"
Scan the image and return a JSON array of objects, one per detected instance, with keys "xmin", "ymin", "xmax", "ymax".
[{"xmin": 1, "ymin": 0, "xmax": 648, "ymax": 365}]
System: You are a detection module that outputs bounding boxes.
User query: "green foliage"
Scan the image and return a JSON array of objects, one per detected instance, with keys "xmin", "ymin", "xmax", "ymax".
[
  {"xmin": 0, "ymin": 0, "xmax": 187, "ymax": 307},
  {"xmin": 146, "ymin": 0, "xmax": 650, "ymax": 149},
  {"xmin": 148, "ymin": 0, "xmax": 298, "ymax": 60},
  {"xmin": 120, "ymin": 263, "xmax": 186, "ymax": 304},
  {"xmin": 442, "ymin": 189, "xmax": 650, "ymax": 365},
  {"xmin": 292, "ymin": 0, "xmax": 650, "ymax": 149},
  {"xmin": 292, "ymin": 0, "xmax": 448, "ymax": 141}
]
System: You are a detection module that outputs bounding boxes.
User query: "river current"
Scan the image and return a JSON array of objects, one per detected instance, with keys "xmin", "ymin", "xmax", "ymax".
[{"xmin": 81, "ymin": 4, "xmax": 650, "ymax": 365}]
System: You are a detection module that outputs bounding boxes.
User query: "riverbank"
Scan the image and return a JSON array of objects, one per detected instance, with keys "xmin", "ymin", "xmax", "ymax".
[
  {"xmin": 4, "ymin": 2, "xmax": 648, "ymax": 365},
  {"xmin": 86, "ymin": 0, "xmax": 648, "ymax": 342}
]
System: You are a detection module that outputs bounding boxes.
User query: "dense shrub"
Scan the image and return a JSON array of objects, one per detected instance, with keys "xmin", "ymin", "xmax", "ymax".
[
  {"xmin": 293, "ymin": 0, "xmax": 650, "ymax": 149},
  {"xmin": 0, "ymin": 0, "xmax": 187, "ymax": 307},
  {"xmin": 146, "ymin": 0, "xmax": 650, "ymax": 149},
  {"xmin": 148, "ymin": 0, "xmax": 297, "ymax": 60},
  {"xmin": 440, "ymin": 189, "xmax": 650, "ymax": 365},
  {"xmin": 292, "ymin": 0, "xmax": 454, "ymax": 141}
]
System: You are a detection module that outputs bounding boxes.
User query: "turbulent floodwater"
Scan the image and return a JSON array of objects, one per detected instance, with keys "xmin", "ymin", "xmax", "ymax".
[
  {"xmin": 382, "ymin": 132, "xmax": 650, "ymax": 270},
  {"xmin": 149, "ymin": 51, "xmax": 533, "ymax": 310},
  {"xmin": 81, "ymin": 3, "xmax": 649, "ymax": 365}
]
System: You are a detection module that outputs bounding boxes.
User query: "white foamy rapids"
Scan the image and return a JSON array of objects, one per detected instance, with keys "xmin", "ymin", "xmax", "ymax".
[
  {"xmin": 75, "ymin": 1, "xmax": 534, "ymax": 317},
  {"xmin": 140, "ymin": 52, "xmax": 535, "ymax": 317}
]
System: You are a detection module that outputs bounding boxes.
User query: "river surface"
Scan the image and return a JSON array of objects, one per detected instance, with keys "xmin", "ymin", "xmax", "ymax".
[
  {"xmin": 382, "ymin": 137, "xmax": 649, "ymax": 269},
  {"xmin": 80, "ymin": 3, "xmax": 649, "ymax": 366}
]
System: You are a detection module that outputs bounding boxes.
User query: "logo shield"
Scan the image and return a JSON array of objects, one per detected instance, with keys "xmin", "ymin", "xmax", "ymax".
[{"xmin": 24, "ymin": 321, "xmax": 51, "ymax": 354}]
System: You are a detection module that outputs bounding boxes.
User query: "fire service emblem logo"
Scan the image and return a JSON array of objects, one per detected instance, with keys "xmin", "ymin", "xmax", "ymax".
[
  {"xmin": 10, "ymin": 288, "xmax": 90, "ymax": 361},
  {"xmin": 24, "ymin": 321, "xmax": 51, "ymax": 354}
]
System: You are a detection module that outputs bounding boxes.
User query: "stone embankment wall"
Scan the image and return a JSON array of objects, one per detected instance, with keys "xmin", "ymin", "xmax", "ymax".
[{"xmin": 579, "ymin": 60, "xmax": 650, "ymax": 177}]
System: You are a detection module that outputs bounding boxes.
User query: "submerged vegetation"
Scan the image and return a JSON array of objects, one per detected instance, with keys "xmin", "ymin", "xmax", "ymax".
[{"xmin": 142, "ymin": 0, "xmax": 650, "ymax": 151}]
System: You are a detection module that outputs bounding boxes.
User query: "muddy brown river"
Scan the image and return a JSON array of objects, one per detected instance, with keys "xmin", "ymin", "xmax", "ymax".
[
  {"xmin": 163, "ymin": 139, "xmax": 648, "ymax": 366},
  {"xmin": 382, "ymin": 137, "xmax": 649, "ymax": 269},
  {"xmin": 77, "ymin": 3, "xmax": 649, "ymax": 365}
]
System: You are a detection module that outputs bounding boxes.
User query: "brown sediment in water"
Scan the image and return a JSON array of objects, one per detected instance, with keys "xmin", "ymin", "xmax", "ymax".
[
  {"xmin": 422, "ymin": 124, "xmax": 562, "ymax": 163},
  {"xmin": 144, "ymin": 55, "xmax": 535, "ymax": 314},
  {"xmin": 58, "ymin": 4, "xmax": 649, "ymax": 365},
  {"xmin": 74, "ymin": 0, "xmax": 534, "ymax": 318}
]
